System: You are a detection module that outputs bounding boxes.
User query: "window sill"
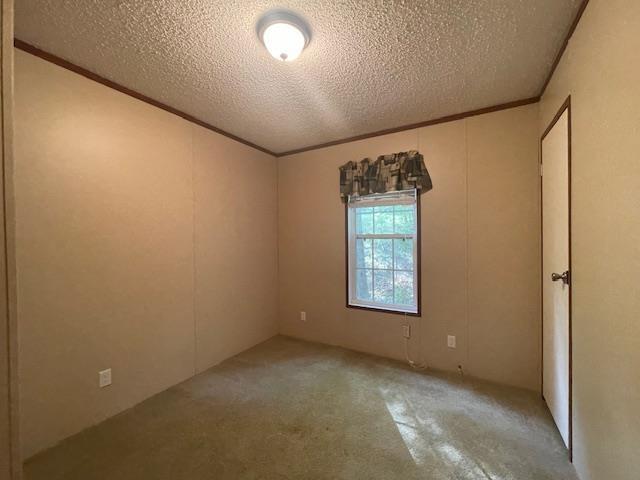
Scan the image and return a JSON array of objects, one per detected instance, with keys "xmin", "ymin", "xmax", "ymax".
[{"xmin": 347, "ymin": 302, "xmax": 420, "ymax": 317}]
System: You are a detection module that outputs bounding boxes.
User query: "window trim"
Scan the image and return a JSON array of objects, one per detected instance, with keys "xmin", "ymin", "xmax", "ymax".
[{"xmin": 344, "ymin": 192, "xmax": 421, "ymax": 317}]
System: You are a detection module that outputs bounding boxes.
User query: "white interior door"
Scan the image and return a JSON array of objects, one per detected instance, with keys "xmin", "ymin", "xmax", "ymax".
[{"xmin": 542, "ymin": 107, "xmax": 571, "ymax": 450}]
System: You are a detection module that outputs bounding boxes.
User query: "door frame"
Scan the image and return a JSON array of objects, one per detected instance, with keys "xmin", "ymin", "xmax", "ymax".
[
  {"xmin": 540, "ymin": 95, "xmax": 572, "ymax": 460},
  {"xmin": 1, "ymin": 0, "xmax": 21, "ymax": 477}
]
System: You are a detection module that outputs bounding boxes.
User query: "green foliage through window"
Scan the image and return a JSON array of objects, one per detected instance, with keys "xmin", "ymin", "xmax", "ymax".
[{"xmin": 350, "ymin": 198, "xmax": 418, "ymax": 312}]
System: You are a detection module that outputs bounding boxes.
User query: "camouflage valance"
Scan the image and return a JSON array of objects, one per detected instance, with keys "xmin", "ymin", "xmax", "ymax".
[{"xmin": 339, "ymin": 150, "xmax": 432, "ymax": 202}]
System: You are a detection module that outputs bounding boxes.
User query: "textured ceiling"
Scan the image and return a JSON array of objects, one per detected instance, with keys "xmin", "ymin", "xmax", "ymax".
[{"xmin": 16, "ymin": 0, "xmax": 583, "ymax": 154}]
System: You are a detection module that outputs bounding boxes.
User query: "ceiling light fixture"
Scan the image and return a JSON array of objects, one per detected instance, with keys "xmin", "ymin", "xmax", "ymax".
[{"xmin": 257, "ymin": 11, "xmax": 311, "ymax": 62}]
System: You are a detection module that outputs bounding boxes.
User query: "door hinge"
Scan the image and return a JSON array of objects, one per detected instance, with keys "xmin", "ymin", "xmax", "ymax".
[{"xmin": 551, "ymin": 270, "xmax": 570, "ymax": 285}]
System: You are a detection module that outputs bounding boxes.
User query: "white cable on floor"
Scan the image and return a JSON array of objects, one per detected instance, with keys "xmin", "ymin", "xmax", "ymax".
[
  {"xmin": 404, "ymin": 313, "xmax": 428, "ymax": 370},
  {"xmin": 405, "ymin": 335, "xmax": 428, "ymax": 370}
]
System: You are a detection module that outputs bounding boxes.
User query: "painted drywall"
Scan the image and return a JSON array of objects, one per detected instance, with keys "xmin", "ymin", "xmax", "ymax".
[
  {"xmin": 192, "ymin": 124, "xmax": 278, "ymax": 371},
  {"xmin": 14, "ymin": 49, "xmax": 278, "ymax": 458},
  {"xmin": 278, "ymin": 103, "xmax": 540, "ymax": 390},
  {"xmin": 539, "ymin": 0, "xmax": 640, "ymax": 478}
]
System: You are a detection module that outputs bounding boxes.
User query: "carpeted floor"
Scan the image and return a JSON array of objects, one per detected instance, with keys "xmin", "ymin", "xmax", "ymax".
[{"xmin": 24, "ymin": 336, "xmax": 577, "ymax": 480}]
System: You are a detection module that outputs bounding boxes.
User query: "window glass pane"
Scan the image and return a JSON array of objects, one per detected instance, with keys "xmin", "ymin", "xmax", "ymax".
[
  {"xmin": 373, "ymin": 270, "xmax": 393, "ymax": 304},
  {"xmin": 355, "ymin": 239, "xmax": 373, "ymax": 268},
  {"xmin": 394, "ymin": 205, "xmax": 415, "ymax": 234},
  {"xmin": 393, "ymin": 238, "xmax": 413, "ymax": 271},
  {"xmin": 356, "ymin": 269, "xmax": 373, "ymax": 301},
  {"xmin": 356, "ymin": 211, "xmax": 373, "ymax": 234},
  {"xmin": 373, "ymin": 239, "xmax": 393, "ymax": 269},
  {"xmin": 394, "ymin": 271, "xmax": 414, "ymax": 305},
  {"xmin": 349, "ymin": 197, "xmax": 418, "ymax": 313},
  {"xmin": 373, "ymin": 206, "xmax": 394, "ymax": 234}
]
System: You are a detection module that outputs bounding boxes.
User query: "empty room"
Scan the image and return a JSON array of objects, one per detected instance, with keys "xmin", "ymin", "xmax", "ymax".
[{"xmin": 0, "ymin": 0, "xmax": 638, "ymax": 479}]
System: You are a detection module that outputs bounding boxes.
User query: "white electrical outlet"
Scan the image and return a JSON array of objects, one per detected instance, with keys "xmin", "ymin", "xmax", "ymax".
[
  {"xmin": 99, "ymin": 368, "xmax": 112, "ymax": 388},
  {"xmin": 300, "ymin": 311, "xmax": 307, "ymax": 322},
  {"xmin": 447, "ymin": 335, "xmax": 456, "ymax": 349},
  {"xmin": 403, "ymin": 324, "xmax": 411, "ymax": 339}
]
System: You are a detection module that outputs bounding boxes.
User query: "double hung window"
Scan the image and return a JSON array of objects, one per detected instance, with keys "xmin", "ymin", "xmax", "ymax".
[{"xmin": 346, "ymin": 190, "xmax": 420, "ymax": 315}]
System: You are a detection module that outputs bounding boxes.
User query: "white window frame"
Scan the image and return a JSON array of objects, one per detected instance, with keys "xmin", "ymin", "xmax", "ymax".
[{"xmin": 346, "ymin": 190, "xmax": 420, "ymax": 315}]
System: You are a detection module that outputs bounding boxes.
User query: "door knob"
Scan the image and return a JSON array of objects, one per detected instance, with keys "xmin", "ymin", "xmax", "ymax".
[{"xmin": 551, "ymin": 270, "xmax": 570, "ymax": 285}]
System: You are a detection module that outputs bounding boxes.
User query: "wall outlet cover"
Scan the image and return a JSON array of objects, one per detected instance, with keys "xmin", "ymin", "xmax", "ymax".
[
  {"xmin": 403, "ymin": 324, "xmax": 411, "ymax": 339},
  {"xmin": 300, "ymin": 311, "xmax": 307, "ymax": 321},
  {"xmin": 99, "ymin": 368, "xmax": 112, "ymax": 388},
  {"xmin": 447, "ymin": 335, "xmax": 456, "ymax": 348}
]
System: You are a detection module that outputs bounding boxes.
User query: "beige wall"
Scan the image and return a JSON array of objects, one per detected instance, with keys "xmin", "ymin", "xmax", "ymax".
[
  {"xmin": 278, "ymin": 103, "xmax": 541, "ymax": 390},
  {"xmin": 540, "ymin": 0, "xmax": 640, "ymax": 478},
  {"xmin": 193, "ymin": 124, "xmax": 278, "ymax": 371},
  {"xmin": 14, "ymin": 50, "xmax": 278, "ymax": 458}
]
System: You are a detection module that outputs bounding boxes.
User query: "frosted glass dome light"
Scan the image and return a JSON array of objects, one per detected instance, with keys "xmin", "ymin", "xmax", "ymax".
[{"xmin": 258, "ymin": 11, "xmax": 310, "ymax": 62}]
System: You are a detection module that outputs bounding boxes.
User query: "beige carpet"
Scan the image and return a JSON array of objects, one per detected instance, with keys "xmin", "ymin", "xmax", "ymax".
[{"xmin": 25, "ymin": 336, "xmax": 577, "ymax": 479}]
